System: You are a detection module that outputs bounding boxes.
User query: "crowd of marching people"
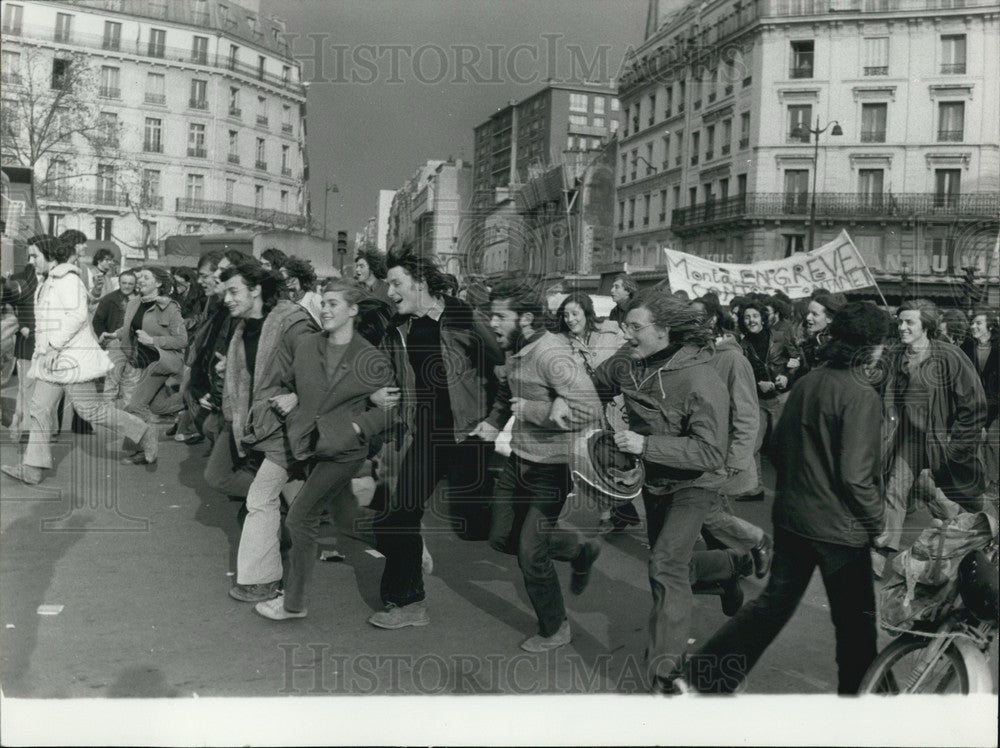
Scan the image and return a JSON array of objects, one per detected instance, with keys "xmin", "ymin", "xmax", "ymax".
[{"xmin": 1, "ymin": 232, "xmax": 997, "ymax": 695}]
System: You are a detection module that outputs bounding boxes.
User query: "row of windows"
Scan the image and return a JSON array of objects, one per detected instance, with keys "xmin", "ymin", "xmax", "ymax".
[
  {"xmin": 620, "ymin": 113, "xmax": 750, "ymax": 183},
  {"xmin": 135, "ymin": 118, "xmax": 295, "ymax": 172},
  {"xmin": 784, "ymin": 101, "xmax": 966, "ymax": 144},
  {"xmin": 620, "ymin": 33, "xmax": 969, "ymax": 140},
  {"xmin": 616, "ymin": 167, "xmax": 966, "ymax": 232},
  {"xmin": 568, "ymin": 92, "xmax": 619, "ymax": 115},
  {"xmin": 0, "ymin": 4, "xmax": 293, "ymax": 82}
]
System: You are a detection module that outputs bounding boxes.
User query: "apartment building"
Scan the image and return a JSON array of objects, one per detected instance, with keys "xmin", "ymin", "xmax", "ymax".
[{"xmin": 1, "ymin": 0, "xmax": 309, "ymax": 259}]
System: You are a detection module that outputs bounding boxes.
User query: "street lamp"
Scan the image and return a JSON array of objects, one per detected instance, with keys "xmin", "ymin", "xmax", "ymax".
[
  {"xmin": 792, "ymin": 117, "xmax": 843, "ymax": 251},
  {"xmin": 322, "ymin": 180, "xmax": 338, "ymax": 239}
]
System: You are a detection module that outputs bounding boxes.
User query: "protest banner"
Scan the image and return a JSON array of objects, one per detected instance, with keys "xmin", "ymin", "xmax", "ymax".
[{"xmin": 663, "ymin": 230, "xmax": 878, "ymax": 305}]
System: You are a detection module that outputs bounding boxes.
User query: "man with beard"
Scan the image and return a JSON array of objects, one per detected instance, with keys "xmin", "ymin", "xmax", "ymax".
[{"xmin": 477, "ymin": 280, "xmax": 604, "ymax": 652}]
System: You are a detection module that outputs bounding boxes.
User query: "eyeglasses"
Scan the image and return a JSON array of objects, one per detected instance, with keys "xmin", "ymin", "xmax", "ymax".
[{"xmin": 619, "ymin": 321, "xmax": 655, "ymax": 334}]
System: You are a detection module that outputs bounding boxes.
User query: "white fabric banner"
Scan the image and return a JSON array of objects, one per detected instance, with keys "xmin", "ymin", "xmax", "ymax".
[{"xmin": 663, "ymin": 230, "xmax": 877, "ymax": 304}]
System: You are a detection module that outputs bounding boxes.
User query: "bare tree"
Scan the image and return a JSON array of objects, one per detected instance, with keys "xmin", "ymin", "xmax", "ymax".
[{"xmin": 0, "ymin": 46, "xmax": 108, "ymax": 189}]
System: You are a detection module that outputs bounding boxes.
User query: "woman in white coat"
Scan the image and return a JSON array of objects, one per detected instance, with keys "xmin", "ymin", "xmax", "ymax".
[{"xmin": 0, "ymin": 237, "xmax": 157, "ymax": 486}]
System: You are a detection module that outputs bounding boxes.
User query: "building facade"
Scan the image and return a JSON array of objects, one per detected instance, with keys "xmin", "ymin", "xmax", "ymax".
[
  {"xmin": 1, "ymin": 0, "xmax": 309, "ymax": 260},
  {"xmin": 608, "ymin": 0, "xmax": 999, "ymax": 302},
  {"xmin": 386, "ymin": 159, "xmax": 472, "ymax": 279},
  {"xmin": 468, "ymin": 82, "xmax": 621, "ymax": 286}
]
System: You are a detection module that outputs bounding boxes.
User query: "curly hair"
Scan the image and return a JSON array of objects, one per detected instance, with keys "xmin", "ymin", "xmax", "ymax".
[
  {"xmin": 626, "ymin": 289, "xmax": 712, "ymax": 347},
  {"xmin": 490, "ymin": 277, "xmax": 545, "ymax": 327},
  {"xmin": 737, "ymin": 301, "xmax": 771, "ymax": 336},
  {"xmin": 386, "ymin": 251, "xmax": 450, "ymax": 298},
  {"xmin": 260, "ymin": 248, "xmax": 288, "ymax": 271},
  {"xmin": 556, "ymin": 292, "xmax": 599, "ymax": 336},
  {"xmin": 50, "ymin": 237, "xmax": 78, "ymax": 264},
  {"xmin": 92, "ymin": 248, "xmax": 115, "ymax": 266},
  {"xmin": 283, "ymin": 256, "xmax": 317, "ymax": 291},
  {"xmin": 822, "ymin": 301, "xmax": 891, "ymax": 368},
  {"xmin": 58, "ymin": 229, "xmax": 87, "ymax": 248},
  {"xmin": 355, "ymin": 250, "xmax": 387, "ymax": 280}
]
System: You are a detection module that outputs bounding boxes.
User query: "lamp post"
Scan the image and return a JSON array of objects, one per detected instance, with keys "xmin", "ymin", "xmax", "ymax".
[
  {"xmin": 793, "ymin": 117, "xmax": 843, "ymax": 251},
  {"xmin": 322, "ymin": 180, "xmax": 338, "ymax": 239}
]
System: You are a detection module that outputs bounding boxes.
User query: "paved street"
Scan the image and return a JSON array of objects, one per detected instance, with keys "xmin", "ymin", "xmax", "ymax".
[{"xmin": 1, "ymin": 417, "xmax": 967, "ymax": 700}]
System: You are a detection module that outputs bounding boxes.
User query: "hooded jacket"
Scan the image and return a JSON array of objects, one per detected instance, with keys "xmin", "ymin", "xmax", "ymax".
[
  {"xmin": 592, "ymin": 343, "xmax": 729, "ymax": 496},
  {"xmin": 382, "ymin": 294, "xmax": 503, "ymax": 444},
  {"xmin": 29, "ymin": 263, "xmax": 112, "ymax": 384}
]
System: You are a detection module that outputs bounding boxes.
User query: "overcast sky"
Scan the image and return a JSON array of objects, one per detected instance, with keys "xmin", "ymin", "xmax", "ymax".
[{"xmin": 261, "ymin": 0, "xmax": 647, "ymax": 240}]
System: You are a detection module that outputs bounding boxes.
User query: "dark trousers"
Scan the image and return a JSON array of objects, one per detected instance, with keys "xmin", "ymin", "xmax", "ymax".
[
  {"xmin": 489, "ymin": 454, "xmax": 583, "ymax": 637},
  {"xmin": 688, "ymin": 527, "xmax": 878, "ymax": 695},
  {"xmin": 374, "ymin": 433, "xmax": 494, "ymax": 607},
  {"xmin": 283, "ymin": 458, "xmax": 365, "ymax": 612},
  {"xmin": 643, "ymin": 486, "xmax": 740, "ymax": 679},
  {"xmin": 203, "ymin": 421, "xmax": 258, "ymax": 498}
]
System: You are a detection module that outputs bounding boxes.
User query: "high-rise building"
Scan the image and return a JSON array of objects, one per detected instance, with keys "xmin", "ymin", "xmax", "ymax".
[
  {"xmin": 607, "ymin": 0, "xmax": 999, "ymax": 302},
  {"xmin": 1, "ymin": 0, "xmax": 309, "ymax": 259},
  {"xmin": 386, "ymin": 159, "xmax": 472, "ymax": 279},
  {"xmin": 469, "ymin": 83, "xmax": 621, "ymax": 283}
]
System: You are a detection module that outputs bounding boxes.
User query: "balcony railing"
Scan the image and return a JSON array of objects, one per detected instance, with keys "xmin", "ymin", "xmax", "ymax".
[
  {"xmin": 281, "ymin": 123, "xmax": 293, "ymax": 134},
  {"xmin": 101, "ymin": 36, "xmax": 120, "ymax": 51},
  {"xmin": 228, "ymin": 106, "xmax": 242, "ymax": 119},
  {"xmin": 860, "ymin": 130, "xmax": 886, "ymax": 142},
  {"xmin": 143, "ymin": 140, "xmax": 163, "ymax": 153},
  {"xmin": 174, "ymin": 197, "xmax": 307, "ymax": 228},
  {"xmin": 189, "ymin": 98, "xmax": 208, "ymax": 110},
  {"xmin": 937, "ymin": 129, "xmax": 963, "ymax": 142},
  {"xmin": 37, "ymin": 184, "xmax": 128, "ymax": 208},
  {"xmin": 255, "ymin": 160, "xmax": 268, "ymax": 171},
  {"xmin": 256, "ymin": 115, "xmax": 269, "ymax": 127},
  {"xmin": 99, "ymin": 86, "xmax": 120, "ymax": 99},
  {"xmin": 724, "ymin": 84, "xmax": 734, "ymax": 95},
  {"xmin": 691, "ymin": 155, "xmax": 699, "ymax": 165},
  {"xmin": 145, "ymin": 92, "xmax": 166, "ymax": 105},
  {"xmin": 940, "ymin": 63, "xmax": 966, "ymax": 74},
  {"xmin": 722, "ymin": 144, "xmax": 731, "ymax": 155},
  {"xmin": 187, "ymin": 146, "xmax": 207, "ymax": 158},
  {"xmin": 739, "ymin": 137, "xmax": 750, "ymax": 149},
  {"xmin": 864, "ymin": 66, "xmax": 888, "ymax": 76},
  {"xmin": 6, "ymin": 22, "xmax": 306, "ymax": 97},
  {"xmin": 705, "ymin": 150, "xmax": 714, "ymax": 160},
  {"xmin": 790, "ymin": 65, "xmax": 813, "ymax": 79},
  {"xmin": 670, "ymin": 191, "xmax": 1000, "ymax": 231},
  {"xmin": 281, "ymin": 166, "xmax": 292, "ymax": 177}
]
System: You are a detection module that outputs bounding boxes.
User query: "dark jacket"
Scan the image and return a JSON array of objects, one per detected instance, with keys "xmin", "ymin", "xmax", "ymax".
[
  {"xmin": 92, "ymin": 289, "xmax": 131, "ymax": 338},
  {"xmin": 1, "ymin": 265, "xmax": 37, "ymax": 360},
  {"xmin": 382, "ymin": 294, "xmax": 503, "ymax": 443},
  {"xmin": 285, "ymin": 331, "xmax": 397, "ymax": 463},
  {"xmin": 771, "ymin": 366, "xmax": 885, "ymax": 547},
  {"xmin": 883, "ymin": 339, "xmax": 988, "ymax": 502},
  {"xmin": 960, "ymin": 336, "xmax": 998, "ymax": 427},
  {"xmin": 186, "ymin": 297, "xmax": 233, "ymax": 405},
  {"xmin": 739, "ymin": 325, "xmax": 801, "ymax": 399},
  {"xmin": 115, "ymin": 295, "xmax": 187, "ymax": 374},
  {"xmin": 592, "ymin": 343, "xmax": 729, "ymax": 496}
]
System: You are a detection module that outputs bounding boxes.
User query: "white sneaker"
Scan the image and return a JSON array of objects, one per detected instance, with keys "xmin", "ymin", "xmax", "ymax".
[
  {"xmin": 520, "ymin": 619, "xmax": 571, "ymax": 652},
  {"xmin": 421, "ymin": 541, "xmax": 434, "ymax": 576}
]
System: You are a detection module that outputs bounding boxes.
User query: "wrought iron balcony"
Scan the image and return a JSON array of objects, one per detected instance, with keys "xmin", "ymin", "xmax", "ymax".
[
  {"xmin": 228, "ymin": 106, "xmax": 242, "ymax": 119},
  {"xmin": 37, "ymin": 184, "xmax": 128, "ymax": 208},
  {"xmin": 189, "ymin": 98, "xmax": 208, "ymax": 110},
  {"xmin": 281, "ymin": 123, "xmax": 293, "ymax": 134},
  {"xmin": 256, "ymin": 115, "xmax": 269, "ymax": 127},
  {"xmin": 227, "ymin": 153, "xmax": 240, "ymax": 164},
  {"xmin": 145, "ymin": 92, "xmax": 166, "ymax": 105},
  {"xmin": 860, "ymin": 130, "xmax": 886, "ymax": 143},
  {"xmin": 864, "ymin": 66, "xmax": 888, "ymax": 76},
  {"xmin": 281, "ymin": 167, "xmax": 292, "ymax": 177},
  {"xmin": 670, "ymin": 191, "xmax": 1000, "ymax": 232},
  {"xmin": 255, "ymin": 160, "xmax": 268, "ymax": 171},
  {"xmin": 940, "ymin": 63, "xmax": 966, "ymax": 74},
  {"xmin": 99, "ymin": 86, "xmax": 120, "ymax": 99},
  {"xmin": 937, "ymin": 129, "xmax": 963, "ymax": 142},
  {"xmin": 187, "ymin": 146, "xmax": 207, "ymax": 158}
]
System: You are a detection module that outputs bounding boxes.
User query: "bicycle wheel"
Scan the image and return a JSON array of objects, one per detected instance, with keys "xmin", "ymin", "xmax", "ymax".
[{"xmin": 859, "ymin": 637, "xmax": 969, "ymax": 694}]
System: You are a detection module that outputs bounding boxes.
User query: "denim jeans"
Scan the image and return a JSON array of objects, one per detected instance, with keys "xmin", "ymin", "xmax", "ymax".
[
  {"xmin": 126, "ymin": 360, "xmax": 184, "ymax": 423},
  {"xmin": 752, "ymin": 392, "xmax": 788, "ymax": 494},
  {"xmin": 283, "ymin": 458, "xmax": 364, "ymax": 612},
  {"xmin": 374, "ymin": 434, "xmax": 494, "ymax": 607},
  {"xmin": 490, "ymin": 453, "xmax": 583, "ymax": 637},
  {"xmin": 643, "ymin": 486, "xmax": 738, "ymax": 679},
  {"xmin": 688, "ymin": 527, "xmax": 877, "ymax": 694},
  {"xmin": 702, "ymin": 493, "xmax": 764, "ymax": 550},
  {"xmin": 236, "ymin": 457, "xmax": 288, "ymax": 585},
  {"xmin": 23, "ymin": 379, "xmax": 149, "ymax": 470}
]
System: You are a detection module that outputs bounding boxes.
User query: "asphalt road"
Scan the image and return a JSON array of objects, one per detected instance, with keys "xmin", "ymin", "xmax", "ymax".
[{"xmin": 0, "ymin": 420, "xmax": 994, "ymax": 700}]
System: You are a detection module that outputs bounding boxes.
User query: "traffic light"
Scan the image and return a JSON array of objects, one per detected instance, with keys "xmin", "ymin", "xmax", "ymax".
[{"xmin": 336, "ymin": 230, "xmax": 347, "ymax": 255}]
